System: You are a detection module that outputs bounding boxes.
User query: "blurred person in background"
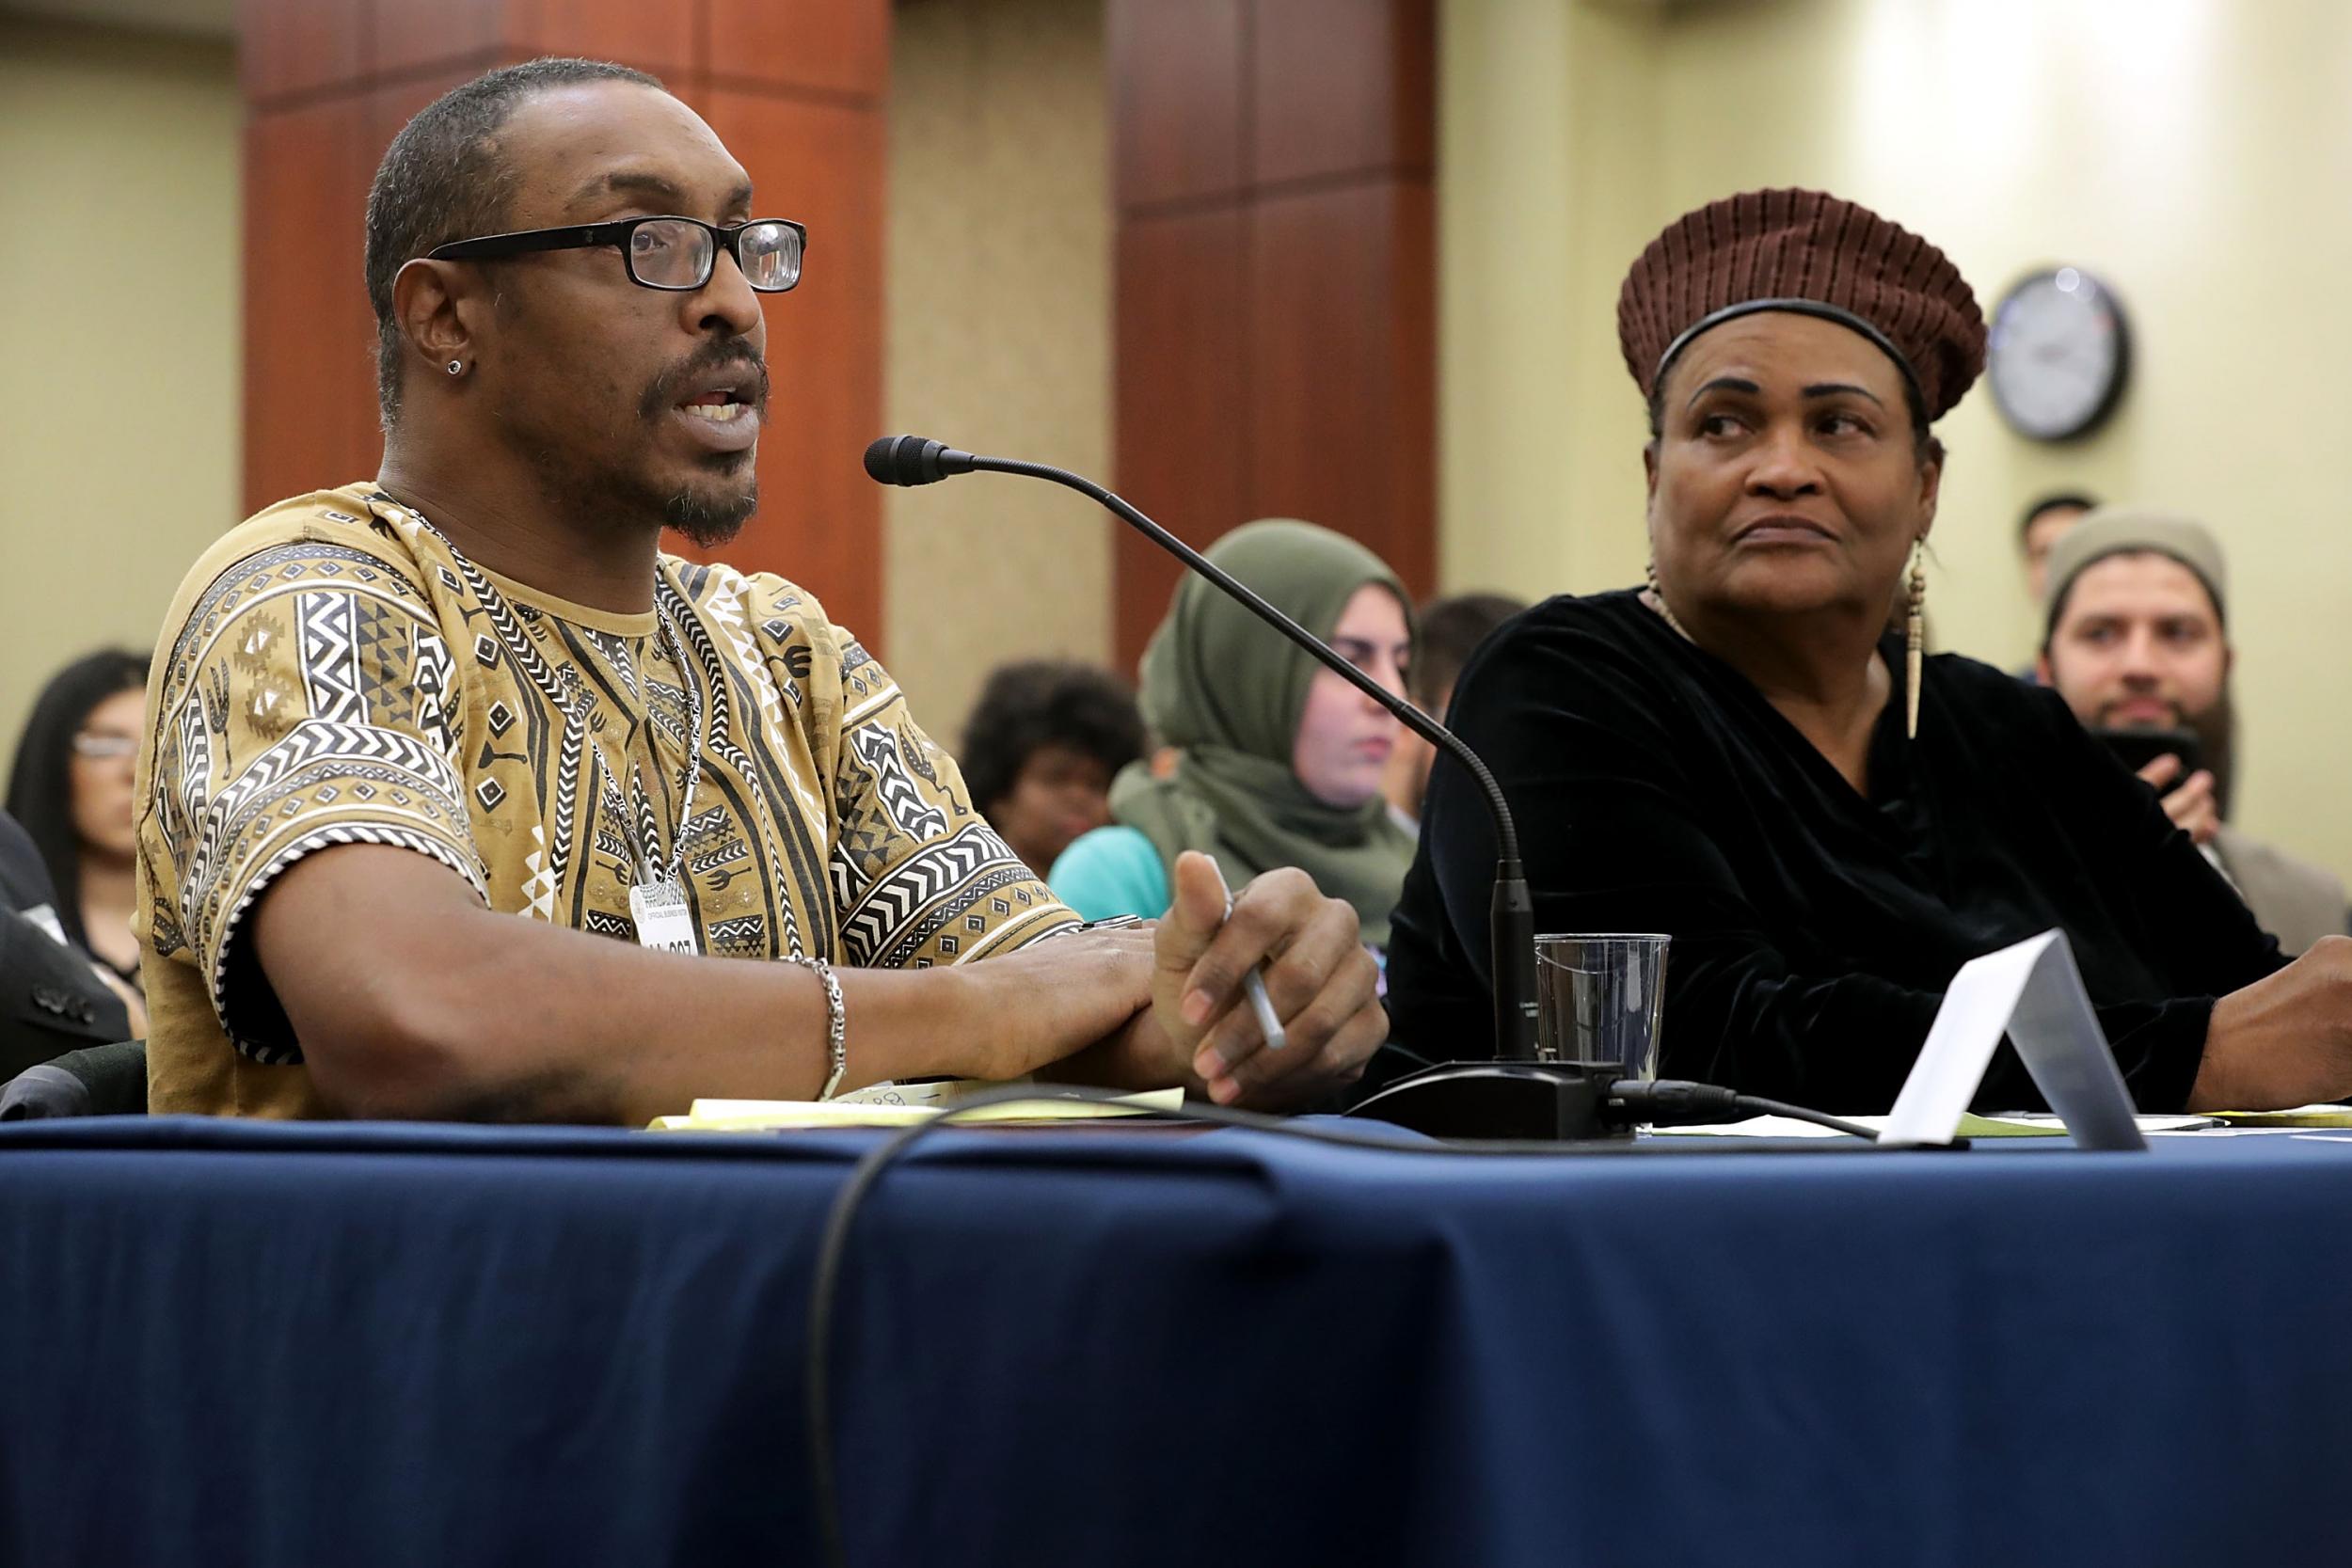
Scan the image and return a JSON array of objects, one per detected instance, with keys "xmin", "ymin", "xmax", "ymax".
[
  {"xmin": 1052, "ymin": 519, "xmax": 1420, "ymax": 951},
  {"xmin": 2018, "ymin": 491, "xmax": 2097, "ymax": 606},
  {"xmin": 8, "ymin": 649, "xmax": 151, "ymax": 1013},
  {"xmin": 1379, "ymin": 592, "xmax": 1525, "ymax": 833},
  {"xmin": 960, "ymin": 661, "xmax": 1148, "ymax": 877},
  {"xmin": 2039, "ymin": 510, "xmax": 2347, "ymax": 953},
  {"xmin": 2012, "ymin": 493, "xmax": 2096, "ymax": 681}
]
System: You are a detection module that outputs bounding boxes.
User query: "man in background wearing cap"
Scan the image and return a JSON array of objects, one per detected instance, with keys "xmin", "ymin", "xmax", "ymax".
[{"xmin": 2040, "ymin": 510, "xmax": 2348, "ymax": 953}]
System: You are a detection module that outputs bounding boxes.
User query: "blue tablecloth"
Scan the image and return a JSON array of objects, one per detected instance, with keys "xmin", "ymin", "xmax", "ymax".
[{"xmin": 1, "ymin": 1116, "xmax": 2346, "ymax": 1567}]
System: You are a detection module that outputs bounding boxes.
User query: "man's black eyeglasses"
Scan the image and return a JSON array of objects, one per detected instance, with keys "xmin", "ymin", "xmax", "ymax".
[{"xmin": 427, "ymin": 215, "xmax": 805, "ymax": 293}]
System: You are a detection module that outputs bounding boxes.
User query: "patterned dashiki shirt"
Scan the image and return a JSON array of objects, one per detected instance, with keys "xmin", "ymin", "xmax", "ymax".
[{"xmin": 135, "ymin": 483, "xmax": 1079, "ymax": 1117}]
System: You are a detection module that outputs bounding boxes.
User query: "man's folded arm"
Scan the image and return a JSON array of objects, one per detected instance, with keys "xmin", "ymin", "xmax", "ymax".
[{"xmin": 247, "ymin": 844, "xmax": 1158, "ymax": 1124}]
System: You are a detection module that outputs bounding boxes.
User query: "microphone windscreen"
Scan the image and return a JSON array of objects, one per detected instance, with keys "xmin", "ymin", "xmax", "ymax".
[
  {"xmin": 864, "ymin": 434, "xmax": 950, "ymax": 485},
  {"xmin": 864, "ymin": 433, "xmax": 980, "ymax": 485},
  {"xmin": 863, "ymin": 435, "xmax": 910, "ymax": 484}
]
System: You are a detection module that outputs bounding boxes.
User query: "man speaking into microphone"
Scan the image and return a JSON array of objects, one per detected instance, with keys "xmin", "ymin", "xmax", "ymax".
[{"xmin": 134, "ymin": 59, "xmax": 1382, "ymax": 1122}]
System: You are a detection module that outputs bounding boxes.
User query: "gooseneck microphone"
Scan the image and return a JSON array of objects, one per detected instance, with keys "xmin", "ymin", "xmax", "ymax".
[
  {"xmin": 864, "ymin": 435, "xmax": 976, "ymax": 488},
  {"xmin": 866, "ymin": 434, "xmax": 1545, "ymax": 1071}
]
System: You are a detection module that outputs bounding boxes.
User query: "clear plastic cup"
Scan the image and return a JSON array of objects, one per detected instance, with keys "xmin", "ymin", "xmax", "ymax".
[{"xmin": 1534, "ymin": 933, "xmax": 1670, "ymax": 1080}]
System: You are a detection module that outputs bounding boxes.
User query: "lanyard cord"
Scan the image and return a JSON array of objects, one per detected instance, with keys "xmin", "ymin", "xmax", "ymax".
[{"xmin": 627, "ymin": 607, "xmax": 706, "ymax": 889}]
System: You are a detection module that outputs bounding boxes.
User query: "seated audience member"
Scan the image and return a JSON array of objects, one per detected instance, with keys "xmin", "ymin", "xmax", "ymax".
[
  {"xmin": 960, "ymin": 661, "xmax": 1148, "ymax": 877},
  {"xmin": 2039, "ymin": 510, "xmax": 2347, "ymax": 953},
  {"xmin": 2012, "ymin": 492, "xmax": 2097, "ymax": 680},
  {"xmin": 1386, "ymin": 187, "xmax": 2352, "ymax": 1115},
  {"xmin": 134, "ymin": 60, "xmax": 1381, "ymax": 1120},
  {"xmin": 8, "ymin": 650, "xmax": 151, "ymax": 1001},
  {"xmin": 0, "ymin": 809, "xmax": 134, "ymax": 1080},
  {"xmin": 2017, "ymin": 492, "xmax": 2097, "ymax": 606},
  {"xmin": 1051, "ymin": 520, "xmax": 1419, "ymax": 951},
  {"xmin": 1379, "ymin": 592, "xmax": 1525, "ymax": 832}
]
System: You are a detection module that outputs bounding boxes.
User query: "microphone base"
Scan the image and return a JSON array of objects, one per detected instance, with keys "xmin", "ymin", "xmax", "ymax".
[{"xmin": 1343, "ymin": 1059, "xmax": 1627, "ymax": 1143}]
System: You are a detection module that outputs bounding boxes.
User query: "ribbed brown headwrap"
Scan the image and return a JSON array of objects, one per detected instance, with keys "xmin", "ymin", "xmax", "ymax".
[{"xmin": 1617, "ymin": 188, "xmax": 1988, "ymax": 421}]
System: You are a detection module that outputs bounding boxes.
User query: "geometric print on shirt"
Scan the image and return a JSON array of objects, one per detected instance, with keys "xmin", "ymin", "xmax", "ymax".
[{"xmin": 135, "ymin": 482, "xmax": 1082, "ymax": 1118}]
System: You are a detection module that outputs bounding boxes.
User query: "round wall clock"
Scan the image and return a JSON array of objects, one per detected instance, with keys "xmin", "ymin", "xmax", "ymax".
[{"xmin": 1985, "ymin": 266, "xmax": 2131, "ymax": 442}]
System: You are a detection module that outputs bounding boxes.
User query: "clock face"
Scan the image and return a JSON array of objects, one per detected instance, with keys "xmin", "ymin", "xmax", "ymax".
[{"xmin": 1986, "ymin": 267, "xmax": 2130, "ymax": 442}]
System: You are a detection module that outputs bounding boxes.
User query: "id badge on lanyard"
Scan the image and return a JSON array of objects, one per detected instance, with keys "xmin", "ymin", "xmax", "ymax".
[{"xmin": 629, "ymin": 878, "xmax": 699, "ymax": 955}]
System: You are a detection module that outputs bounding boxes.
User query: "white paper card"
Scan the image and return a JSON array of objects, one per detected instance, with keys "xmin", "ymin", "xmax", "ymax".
[
  {"xmin": 1880, "ymin": 929, "xmax": 2146, "ymax": 1151},
  {"xmin": 629, "ymin": 879, "xmax": 699, "ymax": 956}
]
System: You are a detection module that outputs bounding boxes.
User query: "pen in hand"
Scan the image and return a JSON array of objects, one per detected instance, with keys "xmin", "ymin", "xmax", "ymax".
[{"xmin": 1203, "ymin": 860, "xmax": 1287, "ymax": 1053}]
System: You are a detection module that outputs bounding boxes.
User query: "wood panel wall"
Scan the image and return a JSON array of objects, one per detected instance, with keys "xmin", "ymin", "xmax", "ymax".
[
  {"xmin": 1105, "ymin": 0, "xmax": 1436, "ymax": 672},
  {"xmin": 236, "ymin": 0, "xmax": 890, "ymax": 644}
]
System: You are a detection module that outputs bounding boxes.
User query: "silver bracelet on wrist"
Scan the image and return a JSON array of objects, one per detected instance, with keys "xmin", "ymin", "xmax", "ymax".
[{"xmin": 785, "ymin": 955, "xmax": 848, "ymax": 1099}]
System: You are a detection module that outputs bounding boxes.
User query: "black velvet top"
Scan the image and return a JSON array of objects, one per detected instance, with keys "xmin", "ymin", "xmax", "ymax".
[{"xmin": 1384, "ymin": 590, "xmax": 2288, "ymax": 1114}]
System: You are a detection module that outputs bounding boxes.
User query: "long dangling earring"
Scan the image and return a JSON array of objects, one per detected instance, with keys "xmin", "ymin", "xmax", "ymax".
[
  {"xmin": 1645, "ymin": 558, "xmax": 1690, "ymax": 640},
  {"xmin": 1904, "ymin": 540, "xmax": 1927, "ymax": 740}
]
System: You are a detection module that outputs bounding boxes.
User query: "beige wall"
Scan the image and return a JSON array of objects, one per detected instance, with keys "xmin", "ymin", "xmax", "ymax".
[
  {"xmin": 1439, "ymin": 0, "xmax": 1663, "ymax": 603},
  {"xmin": 1441, "ymin": 0, "xmax": 2352, "ymax": 881},
  {"xmin": 0, "ymin": 21, "xmax": 239, "ymax": 769},
  {"xmin": 882, "ymin": 0, "xmax": 1113, "ymax": 745}
]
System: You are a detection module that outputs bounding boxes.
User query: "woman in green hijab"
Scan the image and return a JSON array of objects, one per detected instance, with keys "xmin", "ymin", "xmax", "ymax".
[{"xmin": 1049, "ymin": 519, "xmax": 1420, "ymax": 947}]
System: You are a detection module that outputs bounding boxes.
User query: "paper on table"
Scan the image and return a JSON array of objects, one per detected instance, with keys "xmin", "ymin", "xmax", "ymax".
[
  {"xmin": 2206, "ymin": 1104, "xmax": 2352, "ymax": 1128},
  {"xmin": 1991, "ymin": 1112, "xmax": 2217, "ymax": 1133},
  {"xmin": 1880, "ymin": 930, "xmax": 2145, "ymax": 1151},
  {"xmin": 647, "ymin": 1085, "xmax": 1184, "ymax": 1132},
  {"xmin": 1661, "ymin": 1112, "xmax": 2210, "ymax": 1141},
  {"xmin": 2142, "ymin": 1125, "xmax": 2352, "ymax": 1140},
  {"xmin": 1654, "ymin": 1115, "xmax": 1851, "ymax": 1139},
  {"xmin": 1662, "ymin": 1113, "xmax": 2058, "ymax": 1140}
]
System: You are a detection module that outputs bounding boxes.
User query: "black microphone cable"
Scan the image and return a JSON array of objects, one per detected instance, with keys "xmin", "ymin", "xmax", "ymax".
[
  {"xmin": 1607, "ymin": 1080, "xmax": 1881, "ymax": 1139},
  {"xmin": 803, "ymin": 1081, "xmax": 1880, "ymax": 1567}
]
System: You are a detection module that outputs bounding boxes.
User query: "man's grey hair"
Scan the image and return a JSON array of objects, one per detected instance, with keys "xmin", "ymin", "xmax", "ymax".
[{"xmin": 362, "ymin": 56, "xmax": 664, "ymax": 428}]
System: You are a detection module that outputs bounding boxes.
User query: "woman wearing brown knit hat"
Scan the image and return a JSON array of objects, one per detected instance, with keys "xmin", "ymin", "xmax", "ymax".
[{"xmin": 1384, "ymin": 188, "xmax": 2352, "ymax": 1115}]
